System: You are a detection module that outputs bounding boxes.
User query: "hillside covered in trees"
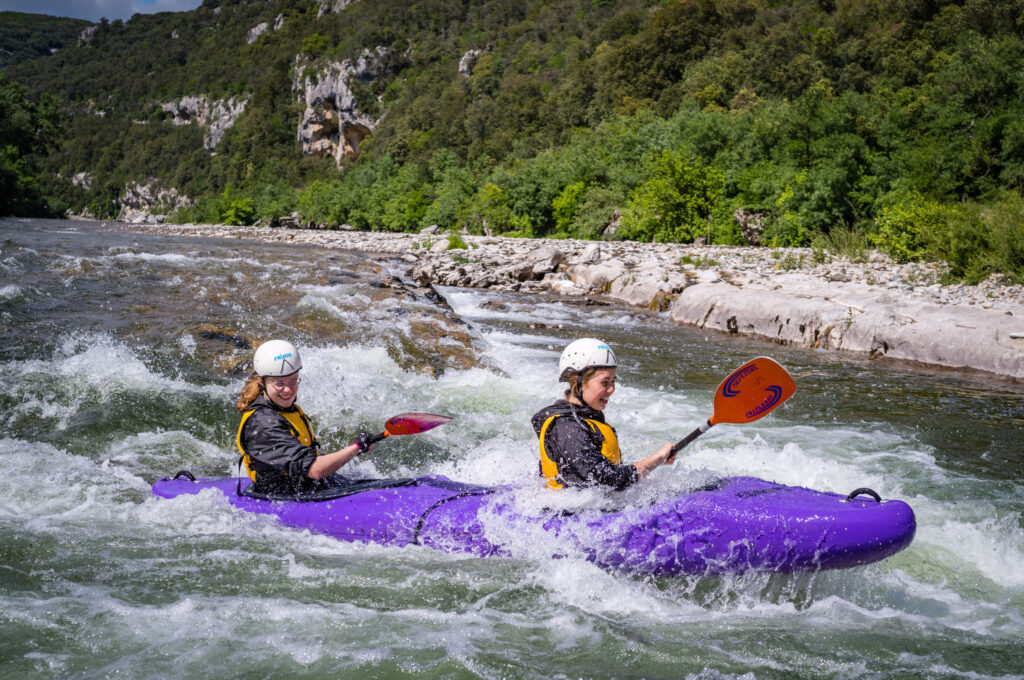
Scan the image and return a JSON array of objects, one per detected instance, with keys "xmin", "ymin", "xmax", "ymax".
[{"xmin": 4, "ymin": 0, "xmax": 1024, "ymax": 282}]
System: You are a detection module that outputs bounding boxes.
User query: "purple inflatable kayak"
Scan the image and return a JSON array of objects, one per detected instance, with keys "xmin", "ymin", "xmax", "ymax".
[{"xmin": 151, "ymin": 474, "xmax": 915, "ymax": 575}]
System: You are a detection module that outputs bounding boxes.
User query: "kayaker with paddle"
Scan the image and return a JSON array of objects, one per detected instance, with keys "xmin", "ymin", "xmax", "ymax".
[
  {"xmin": 236, "ymin": 339, "xmax": 373, "ymax": 495},
  {"xmin": 532, "ymin": 338, "xmax": 675, "ymax": 490}
]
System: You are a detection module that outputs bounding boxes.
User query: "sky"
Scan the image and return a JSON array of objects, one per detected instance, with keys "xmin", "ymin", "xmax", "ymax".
[{"xmin": 0, "ymin": 0, "xmax": 204, "ymax": 22}]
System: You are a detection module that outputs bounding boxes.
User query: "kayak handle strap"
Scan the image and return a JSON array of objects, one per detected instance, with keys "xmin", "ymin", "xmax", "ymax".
[{"xmin": 845, "ymin": 487, "xmax": 882, "ymax": 503}]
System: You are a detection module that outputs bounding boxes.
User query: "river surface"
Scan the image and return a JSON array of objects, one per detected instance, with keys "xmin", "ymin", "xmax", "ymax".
[{"xmin": 2, "ymin": 218, "xmax": 1022, "ymax": 679}]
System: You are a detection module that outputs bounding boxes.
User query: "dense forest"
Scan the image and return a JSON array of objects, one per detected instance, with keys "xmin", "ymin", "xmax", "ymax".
[
  {"xmin": 0, "ymin": 12, "xmax": 91, "ymax": 67},
  {"xmin": 3, "ymin": 0, "xmax": 1024, "ymax": 282}
]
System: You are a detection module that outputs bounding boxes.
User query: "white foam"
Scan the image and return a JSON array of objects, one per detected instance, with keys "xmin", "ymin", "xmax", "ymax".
[{"xmin": 0, "ymin": 283, "xmax": 23, "ymax": 300}]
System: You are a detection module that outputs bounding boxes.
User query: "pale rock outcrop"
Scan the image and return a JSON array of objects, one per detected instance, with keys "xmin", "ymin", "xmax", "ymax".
[
  {"xmin": 117, "ymin": 181, "xmax": 192, "ymax": 224},
  {"xmin": 458, "ymin": 49, "xmax": 483, "ymax": 77},
  {"xmin": 72, "ymin": 172, "xmax": 93, "ymax": 189},
  {"xmin": 247, "ymin": 14, "xmax": 284, "ymax": 43},
  {"xmin": 317, "ymin": 0, "xmax": 356, "ymax": 19},
  {"xmin": 525, "ymin": 245, "xmax": 565, "ymax": 276},
  {"xmin": 577, "ymin": 243, "xmax": 602, "ymax": 264},
  {"xmin": 607, "ymin": 262, "xmax": 692, "ymax": 311},
  {"xmin": 668, "ymin": 280, "xmax": 1024, "ymax": 379},
  {"xmin": 79, "ymin": 26, "xmax": 96, "ymax": 46},
  {"xmin": 161, "ymin": 95, "xmax": 248, "ymax": 150},
  {"xmin": 247, "ymin": 22, "xmax": 268, "ymax": 44},
  {"xmin": 565, "ymin": 260, "xmax": 627, "ymax": 292},
  {"xmin": 566, "ymin": 259, "xmax": 691, "ymax": 311},
  {"xmin": 734, "ymin": 209, "xmax": 767, "ymax": 246},
  {"xmin": 294, "ymin": 50, "xmax": 386, "ymax": 165},
  {"xmin": 602, "ymin": 209, "xmax": 621, "ymax": 238}
]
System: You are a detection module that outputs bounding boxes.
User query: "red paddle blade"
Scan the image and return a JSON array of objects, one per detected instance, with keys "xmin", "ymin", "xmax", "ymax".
[
  {"xmin": 710, "ymin": 357, "xmax": 796, "ymax": 425},
  {"xmin": 384, "ymin": 412, "xmax": 452, "ymax": 436}
]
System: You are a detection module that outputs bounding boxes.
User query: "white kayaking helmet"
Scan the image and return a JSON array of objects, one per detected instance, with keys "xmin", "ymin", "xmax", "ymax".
[
  {"xmin": 558, "ymin": 338, "xmax": 617, "ymax": 381},
  {"xmin": 253, "ymin": 339, "xmax": 302, "ymax": 377}
]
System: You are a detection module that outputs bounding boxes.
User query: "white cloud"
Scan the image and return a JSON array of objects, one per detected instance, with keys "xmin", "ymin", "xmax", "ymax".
[{"xmin": 0, "ymin": 0, "xmax": 204, "ymax": 22}]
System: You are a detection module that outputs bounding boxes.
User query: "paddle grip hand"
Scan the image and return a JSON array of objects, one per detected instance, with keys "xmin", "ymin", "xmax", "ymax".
[{"xmin": 353, "ymin": 431, "xmax": 382, "ymax": 454}]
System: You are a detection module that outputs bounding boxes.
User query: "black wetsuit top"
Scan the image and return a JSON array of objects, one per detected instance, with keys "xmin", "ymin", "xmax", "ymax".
[
  {"xmin": 239, "ymin": 395, "xmax": 324, "ymax": 494},
  {"xmin": 530, "ymin": 400, "xmax": 640, "ymax": 491}
]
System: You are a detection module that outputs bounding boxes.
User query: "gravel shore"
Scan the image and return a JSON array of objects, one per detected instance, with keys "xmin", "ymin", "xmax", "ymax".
[{"xmin": 113, "ymin": 221, "xmax": 1024, "ymax": 381}]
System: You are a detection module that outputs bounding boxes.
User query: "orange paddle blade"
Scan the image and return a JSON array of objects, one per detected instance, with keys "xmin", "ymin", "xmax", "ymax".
[
  {"xmin": 384, "ymin": 412, "xmax": 452, "ymax": 436},
  {"xmin": 710, "ymin": 357, "xmax": 795, "ymax": 425}
]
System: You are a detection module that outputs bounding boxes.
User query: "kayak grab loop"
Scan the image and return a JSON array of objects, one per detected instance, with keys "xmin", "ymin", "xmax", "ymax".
[
  {"xmin": 172, "ymin": 470, "xmax": 197, "ymax": 482},
  {"xmin": 845, "ymin": 487, "xmax": 882, "ymax": 503}
]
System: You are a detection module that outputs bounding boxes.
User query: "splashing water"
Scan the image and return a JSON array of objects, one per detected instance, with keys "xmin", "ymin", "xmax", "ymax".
[{"xmin": 1, "ymin": 218, "xmax": 1022, "ymax": 679}]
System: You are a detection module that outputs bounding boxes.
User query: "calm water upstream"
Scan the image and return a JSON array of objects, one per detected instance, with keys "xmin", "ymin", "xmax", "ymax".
[{"xmin": 1, "ymin": 218, "xmax": 1022, "ymax": 679}]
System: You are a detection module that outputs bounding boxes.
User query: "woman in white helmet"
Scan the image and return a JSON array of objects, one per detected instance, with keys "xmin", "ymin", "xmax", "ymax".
[
  {"xmin": 235, "ymin": 339, "xmax": 373, "ymax": 495},
  {"xmin": 531, "ymin": 338, "xmax": 674, "ymax": 490}
]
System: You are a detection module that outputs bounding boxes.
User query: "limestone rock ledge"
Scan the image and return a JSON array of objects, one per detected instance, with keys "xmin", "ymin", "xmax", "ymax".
[
  {"xmin": 114, "ymin": 222, "xmax": 1024, "ymax": 381},
  {"xmin": 160, "ymin": 95, "xmax": 248, "ymax": 150},
  {"xmin": 668, "ymin": 279, "xmax": 1024, "ymax": 380}
]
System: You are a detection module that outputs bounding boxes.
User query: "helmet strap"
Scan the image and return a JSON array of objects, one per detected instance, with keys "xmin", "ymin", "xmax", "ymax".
[{"xmin": 570, "ymin": 370, "xmax": 584, "ymax": 402}]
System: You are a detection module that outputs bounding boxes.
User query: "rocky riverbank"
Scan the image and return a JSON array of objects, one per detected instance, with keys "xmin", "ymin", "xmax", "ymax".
[{"xmin": 111, "ymin": 220, "xmax": 1024, "ymax": 382}]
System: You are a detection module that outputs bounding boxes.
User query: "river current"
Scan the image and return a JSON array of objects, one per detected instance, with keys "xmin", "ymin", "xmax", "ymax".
[{"xmin": 1, "ymin": 218, "xmax": 1022, "ymax": 679}]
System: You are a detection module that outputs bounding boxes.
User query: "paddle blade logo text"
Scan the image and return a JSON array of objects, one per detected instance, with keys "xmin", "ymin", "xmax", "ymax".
[
  {"xmin": 746, "ymin": 385, "xmax": 783, "ymax": 418},
  {"xmin": 721, "ymin": 364, "xmax": 758, "ymax": 397}
]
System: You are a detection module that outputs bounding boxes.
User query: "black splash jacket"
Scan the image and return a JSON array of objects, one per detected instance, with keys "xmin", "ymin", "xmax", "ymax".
[
  {"xmin": 531, "ymin": 399, "xmax": 639, "ymax": 491},
  {"xmin": 238, "ymin": 395, "xmax": 321, "ymax": 493}
]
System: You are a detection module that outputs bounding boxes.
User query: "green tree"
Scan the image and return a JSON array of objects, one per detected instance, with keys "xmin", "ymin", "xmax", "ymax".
[
  {"xmin": 0, "ymin": 74, "xmax": 61, "ymax": 216},
  {"xmin": 619, "ymin": 148, "xmax": 726, "ymax": 243}
]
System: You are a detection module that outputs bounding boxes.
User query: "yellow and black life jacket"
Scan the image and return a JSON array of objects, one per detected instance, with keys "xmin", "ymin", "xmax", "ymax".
[
  {"xmin": 538, "ymin": 413, "xmax": 621, "ymax": 489},
  {"xmin": 236, "ymin": 403, "xmax": 316, "ymax": 482}
]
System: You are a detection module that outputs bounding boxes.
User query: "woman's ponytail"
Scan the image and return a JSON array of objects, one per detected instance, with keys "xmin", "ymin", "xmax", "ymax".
[{"xmin": 236, "ymin": 373, "xmax": 263, "ymax": 411}]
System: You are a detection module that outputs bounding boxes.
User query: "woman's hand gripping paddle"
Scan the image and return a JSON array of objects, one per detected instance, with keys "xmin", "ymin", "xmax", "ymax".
[
  {"xmin": 669, "ymin": 357, "xmax": 795, "ymax": 461},
  {"xmin": 364, "ymin": 412, "xmax": 452, "ymax": 448}
]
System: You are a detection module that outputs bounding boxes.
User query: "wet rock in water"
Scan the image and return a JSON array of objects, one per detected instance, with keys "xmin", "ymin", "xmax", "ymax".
[
  {"xmin": 197, "ymin": 327, "xmax": 252, "ymax": 349},
  {"xmin": 192, "ymin": 324, "xmax": 256, "ymax": 374}
]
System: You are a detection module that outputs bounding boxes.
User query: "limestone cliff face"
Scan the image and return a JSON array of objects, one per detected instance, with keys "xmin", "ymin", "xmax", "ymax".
[
  {"xmin": 160, "ymin": 95, "xmax": 248, "ymax": 150},
  {"xmin": 458, "ymin": 49, "xmax": 483, "ymax": 77},
  {"xmin": 78, "ymin": 26, "xmax": 96, "ymax": 46},
  {"xmin": 247, "ymin": 14, "xmax": 284, "ymax": 44},
  {"xmin": 117, "ymin": 181, "xmax": 192, "ymax": 224},
  {"xmin": 317, "ymin": 0, "xmax": 357, "ymax": 19},
  {"xmin": 293, "ymin": 50, "xmax": 386, "ymax": 166}
]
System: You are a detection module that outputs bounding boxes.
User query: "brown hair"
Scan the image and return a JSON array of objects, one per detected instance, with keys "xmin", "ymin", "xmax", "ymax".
[
  {"xmin": 236, "ymin": 373, "xmax": 263, "ymax": 412},
  {"xmin": 564, "ymin": 366, "xmax": 601, "ymax": 401}
]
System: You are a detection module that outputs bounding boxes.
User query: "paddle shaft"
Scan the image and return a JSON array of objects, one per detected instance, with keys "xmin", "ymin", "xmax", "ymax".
[{"xmin": 670, "ymin": 419, "xmax": 712, "ymax": 456}]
